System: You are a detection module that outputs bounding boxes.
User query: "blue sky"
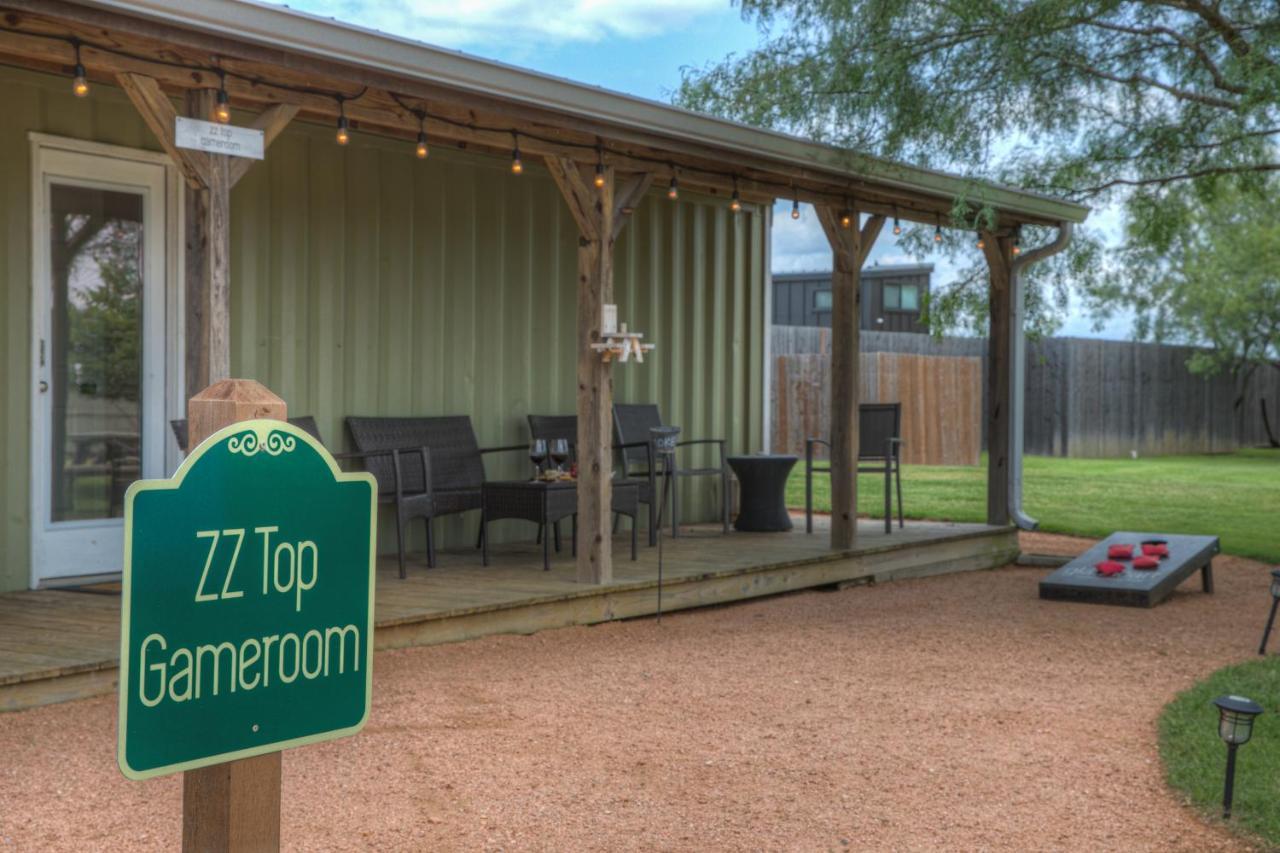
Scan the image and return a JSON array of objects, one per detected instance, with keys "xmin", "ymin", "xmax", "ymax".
[{"xmin": 267, "ymin": 0, "xmax": 1128, "ymax": 339}]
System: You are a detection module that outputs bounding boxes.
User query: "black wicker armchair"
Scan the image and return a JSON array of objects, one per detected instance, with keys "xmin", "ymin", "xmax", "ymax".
[
  {"xmin": 612, "ymin": 403, "xmax": 729, "ymax": 538},
  {"xmin": 344, "ymin": 416, "xmax": 523, "ymax": 577},
  {"xmin": 170, "ymin": 415, "xmax": 324, "ymax": 453},
  {"xmin": 527, "ymin": 413, "xmax": 657, "ymax": 547},
  {"xmin": 805, "ymin": 402, "xmax": 904, "ymax": 535}
]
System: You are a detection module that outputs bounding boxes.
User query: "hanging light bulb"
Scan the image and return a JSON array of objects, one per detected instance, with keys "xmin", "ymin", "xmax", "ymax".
[
  {"xmin": 892, "ymin": 216, "xmax": 902, "ymax": 236},
  {"xmin": 511, "ymin": 132, "xmax": 523, "ymax": 175},
  {"xmin": 934, "ymin": 223, "xmax": 943, "ymax": 243},
  {"xmin": 594, "ymin": 145, "xmax": 606, "ymax": 189},
  {"xmin": 213, "ymin": 72, "xmax": 231, "ymax": 124},
  {"xmin": 415, "ymin": 112, "xmax": 428, "ymax": 159},
  {"xmin": 667, "ymin": 175, "xmax": 679, "ymax": 200},
  {"xmin": 71, "ymin": 41, "xmax": 89, "ymax": 98},
  {"xmin": 791, "ymin": 198, "xmax": 800, "ymax": 220},
  {"xmin": 335, "ymin": 99, "xmax": 349, "ymax": 146},
  {"xmin": 730, "ymin": 176, "xmax": 741, "ymax": 212},
  {"xmin": 840, "ymin": 211, "xmax": 852, "ymax": 229},
  {"xmin": 976, "ymin": 233, "xmax": 986, "ymax": 250},
  {"xmin": 1012, "ymin": 228, "xmax": 1022, "ymax": 255}
]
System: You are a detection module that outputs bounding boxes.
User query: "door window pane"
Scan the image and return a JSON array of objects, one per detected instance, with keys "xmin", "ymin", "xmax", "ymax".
[{"xmin": 49, "ymin": 185, "xmax": 144, "ymax": 522}]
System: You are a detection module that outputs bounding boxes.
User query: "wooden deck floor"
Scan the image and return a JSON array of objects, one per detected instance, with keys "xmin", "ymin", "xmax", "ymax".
[{"xmin": 0, "ymin": 517, "xmax": 1016, "ymax": 711}]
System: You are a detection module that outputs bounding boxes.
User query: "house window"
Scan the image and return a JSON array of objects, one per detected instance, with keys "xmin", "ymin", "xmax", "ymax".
[
  {"xmin": 883, "ymin": 283, "xmax": 919, "ymax": 312},
  {"xmin": 813, "ymin": 290, "xmax": 832, "ymax": 311}
]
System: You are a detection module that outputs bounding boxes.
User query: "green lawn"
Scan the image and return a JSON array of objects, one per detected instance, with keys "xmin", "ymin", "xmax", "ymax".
[
  {"xmin": 1159, "ymin": 655, "xmax": 1280, "ymax": 847},
  {"xmin": 789, "ymin": 448, "xmax": 1280, "ymax": 562}
]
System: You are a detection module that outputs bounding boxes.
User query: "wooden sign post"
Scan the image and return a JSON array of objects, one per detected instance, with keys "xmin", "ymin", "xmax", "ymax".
[
  {"xmin": 117, "ymin": 379, "xmax": 376, "ymax": 851},
  {"xmin": 184, "ymin": 382, "xmax": 285, "ymax": 853}
]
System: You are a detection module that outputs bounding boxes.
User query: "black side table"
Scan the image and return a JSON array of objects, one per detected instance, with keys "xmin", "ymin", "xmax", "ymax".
[
  {"xmin": 727, "ymin": 455, "xmax": 797, "ymax": 532},
  {"xmin": 482, "ymin": 480, "xmax": 640, "ymax": 569}
]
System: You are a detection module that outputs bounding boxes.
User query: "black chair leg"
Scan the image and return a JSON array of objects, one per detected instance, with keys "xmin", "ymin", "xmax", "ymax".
[
  {"xmin": 395, "ymin": 509, "xmax": 407, "ymax": 579},
  {"xmin": 475, "ymin": 523, "xmax": 484, "ymax": 550},
  {"xmin": 613, "ymin": 514, "xmax": 621, "ymax": 534},
  {"xmin": 896, "ymin": 461, "xmax": 904, "ymax": 528},
  {"xmin": 425, "ymin": 517, "xmax": 436, "ymax": 569},
  {"xmin": 647, "ymin": 499, "xmax": 657, "ymax": 547},
  {"xmin": 670, "ymin": 472, "xmax": 680, "ymax": 538},
  {"xmin": 553, "ymin": 520, "xmax": 562, "ymax": 553},
  {"xmin": 481, "ymin": 512, "xmax": 489, "ymax": 566},
  {"xmin": 631, "ymin": 513, "xmax": 637, "ymax": 560},
  {"xmin": 805, "ymin": 460, "xmax": 813, "ymax": 534},
  {"xmin": 721, "ymin": 467, "xmax": 730, "ymax": 533},
  {"xmin": 884, "ymin": 463, "xmax": 892, "ymax": 535}
]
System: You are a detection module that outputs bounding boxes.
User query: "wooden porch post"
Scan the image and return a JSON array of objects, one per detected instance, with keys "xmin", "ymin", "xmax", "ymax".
[
  {"xmin": 116, "ymin": 73, "xmax": 296, "ymax": 391},
  {"xmin": 816, "ymin": 209, "xmax": 884, "ymax": 549},
  {"xmin": 547, "ymin": 157, "xmax": 650, "ymax": 583},
  {"xmin": 982, "ymin": 232, "xmax": 1014, "ymax": 526}
]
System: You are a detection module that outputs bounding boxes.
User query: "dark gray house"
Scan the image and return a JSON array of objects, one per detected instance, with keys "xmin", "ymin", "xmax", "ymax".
[{"xmin": 773, "ymin": 265, "xmax": 932, "ymax": 332}]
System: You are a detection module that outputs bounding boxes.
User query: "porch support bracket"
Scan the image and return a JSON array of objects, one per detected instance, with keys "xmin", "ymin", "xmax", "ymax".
[
  {"xmin": 115, "ymin": 72, "xmax": 297, "ymax": 395},
  {"xmin": 546, "ymin": 155, "xmax": 650, "ymax": 584},
  {"xmin": 816, "ymin": 208, "xmax": 884, "ymax": 550}
]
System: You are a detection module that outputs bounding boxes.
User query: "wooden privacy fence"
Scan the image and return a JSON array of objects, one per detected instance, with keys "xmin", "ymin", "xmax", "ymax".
[
  {"xmin": 771, "ymin": 327, "xmax": 1280, "ymax": 459},
  {"xmin": 771, "ymin": 350, "xmax": 983, "ymax": 465}
]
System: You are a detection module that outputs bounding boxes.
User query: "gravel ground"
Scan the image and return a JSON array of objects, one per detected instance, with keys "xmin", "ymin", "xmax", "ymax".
[{"xmin": 0, "ymin": 533, "xmax": 1269, "ymax": 852}]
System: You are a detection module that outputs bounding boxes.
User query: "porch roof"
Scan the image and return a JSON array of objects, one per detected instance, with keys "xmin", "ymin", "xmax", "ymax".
[{"xmin": 7, "ymin": 0, "xmax": 1089, "ymax": 228}]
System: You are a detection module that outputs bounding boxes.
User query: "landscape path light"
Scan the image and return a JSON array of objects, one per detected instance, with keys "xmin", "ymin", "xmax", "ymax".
[
  {"xmin": 1258, "ymin": 568, "xmax": 1280, "ymax": 655},
  {"xmin": 1212, "ymin": 694, "xmax": 1263, "ymax": 819}
]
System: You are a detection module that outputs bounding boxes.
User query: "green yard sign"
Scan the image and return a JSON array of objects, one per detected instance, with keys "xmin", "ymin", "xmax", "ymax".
[{"xmin": 117, "ymin": 419, "xmax": 377, "ymax": 780}]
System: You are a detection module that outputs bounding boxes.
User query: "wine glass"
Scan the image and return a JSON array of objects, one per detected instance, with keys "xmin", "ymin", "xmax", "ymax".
[
  {"xmin": 549, "ymin": 438, "xmax": 569, "ymax": 476},
  {"xmin": 529, "ymin": 439, "xmax": 548, "ymax": 479}
]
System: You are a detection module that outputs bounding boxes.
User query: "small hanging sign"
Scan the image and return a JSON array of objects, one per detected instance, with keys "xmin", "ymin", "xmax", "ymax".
[{"xmin": 175, "ymin": 116, "xmax": 265, "ymax": 160}]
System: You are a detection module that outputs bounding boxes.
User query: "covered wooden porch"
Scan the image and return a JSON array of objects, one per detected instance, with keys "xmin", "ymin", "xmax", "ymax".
[
  {"xmin": 0, "ymin": 518, "xmax": 1017, "ymax": 711},
  {"xmin": 0, "ymin": 0, "xmax": 1088, "ymax": 597}
]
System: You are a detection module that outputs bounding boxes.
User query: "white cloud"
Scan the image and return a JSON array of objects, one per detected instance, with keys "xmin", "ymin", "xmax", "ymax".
[{"xmin": 272, "ymin": 0, "xmax": 726, "ymax": 47}]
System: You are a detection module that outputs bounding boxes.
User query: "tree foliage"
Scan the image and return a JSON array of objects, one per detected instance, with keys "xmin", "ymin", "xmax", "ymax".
[
  {"xmin": 1093, "ymin": 181, "xmax": 1280, "ymax": 384},
  {"xmin": 677, "ymin": 0, "xmax": 1280, "ymax": 334}
]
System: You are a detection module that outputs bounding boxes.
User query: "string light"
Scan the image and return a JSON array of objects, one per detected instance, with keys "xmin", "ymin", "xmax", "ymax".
[
  {"xmin": 594, "ymin": 145, "xmax": 606, "ymax": 189},
  {"xmin": 892, "ymin": 214, "xmax": 902, "ymax": 236},
  {"xmin": 71, "ymin": 39, "xmax": 88, "ymax": 98},
  {"xmin": 415, "ymin": 111, "xmax": 428, "ymax": 159},
  {"xmin": 335, "ymin": 99, "xmax": 350, "ymax": 145},
  {"xmin": 1012, "ymin": 227, "xmax": 1022, "ymax": 256},
  {"xmin": 976, "ymin": 233, "xmax": 986, "ymax": 250},
  {"xmin": 667, "ymin": 173, "xmax": 679, "ymax": 200},
  {"xmin": 213, "ymin": 71, "xmax": 231, "ymax": 124},
  {"xmin": 791, "ymin": 197, "xmax": 800, "ymax": 220},
  {"xmin": 730, "ymin": 176, "xmax": 741, "ymax": 212},
  {"xmin": 840, "ymin": 211, "xmax": 852, "ymax": 229},
  {"xmin": 17, "ymin": 27, "xmax": 1008, "ymax": 221},
  {"xmin": 934, "ymin": 221, "xmax": 943, "ymax": 243}
]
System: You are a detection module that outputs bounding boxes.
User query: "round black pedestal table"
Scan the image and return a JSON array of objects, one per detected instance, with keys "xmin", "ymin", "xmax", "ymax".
[{"xmin": 728, "ymin": 454, "xmax": 798, "ymax": 532}]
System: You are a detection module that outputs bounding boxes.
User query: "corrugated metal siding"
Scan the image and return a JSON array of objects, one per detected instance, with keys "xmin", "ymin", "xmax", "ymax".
[
  {"xmin": 0, "ymin": 65, "xmax": 765, "ymax": 587},
  {"xmin": 231, "ymin": 120, "xmax": 765, "ymax": 548}
]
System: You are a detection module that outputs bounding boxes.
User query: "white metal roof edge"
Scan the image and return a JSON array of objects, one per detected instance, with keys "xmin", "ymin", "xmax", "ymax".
[{"xmin": 72, "ymin": 0, "xmax": 1089, "ymax": 224}]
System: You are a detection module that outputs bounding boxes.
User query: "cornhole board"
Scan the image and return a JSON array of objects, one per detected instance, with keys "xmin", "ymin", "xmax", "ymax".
[{"xmin": 1038, "ymin": 532, "xmax": 1219, "ymax": 608}]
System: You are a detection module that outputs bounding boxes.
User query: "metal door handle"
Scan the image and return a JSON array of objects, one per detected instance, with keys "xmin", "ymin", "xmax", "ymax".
[{"xmin": 38, "ymin": 380, "xmax": 48, "ymax": 393}]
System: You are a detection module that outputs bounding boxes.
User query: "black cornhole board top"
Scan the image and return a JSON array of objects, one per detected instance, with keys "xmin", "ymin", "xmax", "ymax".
[{"xmin": 1038, "ymin": 531, "xmax": 1220, "ymax": 608}]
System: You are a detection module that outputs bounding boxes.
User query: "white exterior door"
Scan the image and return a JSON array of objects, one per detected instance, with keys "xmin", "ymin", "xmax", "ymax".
[{"xmin": 30, "ymin": 138, "xmax": 178, "ymax": 585}]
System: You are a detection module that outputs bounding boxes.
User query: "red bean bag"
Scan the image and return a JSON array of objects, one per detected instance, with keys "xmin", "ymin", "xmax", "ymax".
[
  {"xmin": 1141, "ymin": 543, "xmax": 1169, "ymax": 558},
  {"xmin": 1133, "ymin": 556, "xmax": 1159, "ymax": 570},
  {"xmin": 1096, "ymin": 560, "xmax": 1126, "ymax": 576},
  {"xmin": 1108, "ymin": 544, "xmax": 1134, "ymax": 560}
]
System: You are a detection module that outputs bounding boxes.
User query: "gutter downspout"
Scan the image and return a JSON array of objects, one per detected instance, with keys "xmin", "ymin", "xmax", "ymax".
[{"xmin": 1007, "ymin": 221, "xmax": 1073, "ymax": 530}]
